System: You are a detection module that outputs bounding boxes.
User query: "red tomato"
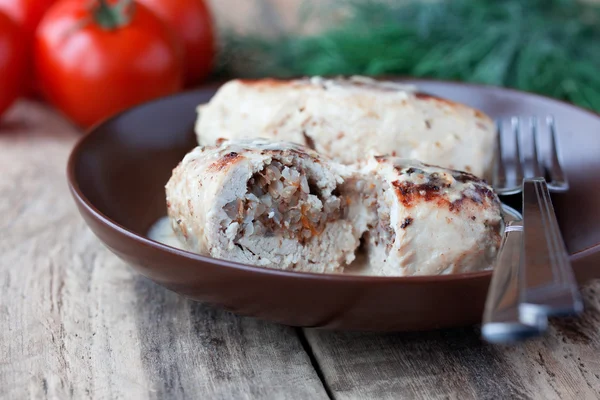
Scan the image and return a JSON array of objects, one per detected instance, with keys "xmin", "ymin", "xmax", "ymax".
[
  {"xmin": 0, "ymin": 0, "xmax": 55, "ymax": 97},
  {"xmin": 0, "ymin": 11, "xmax": 27, "ymax": 118},
  {"xmin": 0, "ymin": 0, "xmax": 55, "ymax": 38},
  {"xmin": 136, "ymin": 0, "xmax": 215, "ymax": 86},
  {"xmin": 35, "ymin": 0, "xmax": 184, "ymax": 128}
]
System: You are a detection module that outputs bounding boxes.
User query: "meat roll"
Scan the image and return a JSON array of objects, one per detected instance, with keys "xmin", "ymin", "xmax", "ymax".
[
  {"xmin": 165, "ymin": 138, "xmax": 368, "ymax": 273},
  {"xmin": 360, "ymin": 156, "xmax": 503, "ymax": 276},
  {"xmin": 195, "ymin": 76, "xmax": 495, "ymax": 178}
]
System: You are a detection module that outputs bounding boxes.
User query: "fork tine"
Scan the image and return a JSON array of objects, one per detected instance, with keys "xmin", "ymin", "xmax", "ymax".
[
  {"xmin": 530, "ymin": 117, "xmax": 544, "ymax": 178},
  {"xmin": 493, "ymin": 120, "xmax": 507, "ymax": 190},
  {"xmin": 546, "ymin": 116, "xmax": 569, "ymax": 192},
  {"xmin": 511, "ymin": 117, "xmax": 524, "ymax": 186}
]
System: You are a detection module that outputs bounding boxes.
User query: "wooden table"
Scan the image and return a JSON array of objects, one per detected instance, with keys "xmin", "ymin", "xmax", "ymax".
[{"xmin": 2, "ymin": 101, "xmax": 600, "ymax": 400}]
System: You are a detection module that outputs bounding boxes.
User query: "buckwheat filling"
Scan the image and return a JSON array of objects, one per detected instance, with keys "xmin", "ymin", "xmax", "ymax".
[{"xmin": 222, "ymin": 160, "xmax": 347, "ymax": 244}]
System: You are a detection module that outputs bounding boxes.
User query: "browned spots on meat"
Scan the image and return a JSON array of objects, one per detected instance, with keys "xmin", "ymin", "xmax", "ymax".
[
  {"xmin": 452, "ymin": 170, "xmax": 483, "ymax": 183},
  {"xmin": 415, "ymin": 92, "xmax": 434, "ymax": 100},
  {"xmin": 474, "ymin": 109, "xmax": 486, "ymax": 119},
  {"xmin": 403, "ymin": 167, "xmax": 423, "ymax": 175},
  {"xmin": 415, "ymin": 92, "xmax": 457, "ymax": 108},
  {"xmin": 473, "ymin": 185, "xmax": 496, "ymax": 203},
  {"xmin": 374, "ymin": 155, "xmax": 388, "ymax": 163},
  {"xmin": 215, "ymin": 138, "xmax": 227, "ymax": 146},
  {"xmin": 208, "ymin": 152, "xmax": 241, "ymax": 171},
  {"xmin": 465, "ymin": 165, "xmax": 472, "ymax": 172},
  {"xmin": 400, "ymin": 217, "xmax": 413, "ymax": 229},
  {"xmin": 365, "ymin": 110, "xmax": 380, "ymax": 119},
  {"xmin": 448, "ymin": 198, "xmax": 464, "ymax": 212},
  {"xmin": 446, "ymin": 217, "xmax": 452, "ymax": 224},
  {"xmin": 187, "ymin": 199, "xmax": 194, "ymax": 216},
  {"xmin": 392, "ymin": 180, "xmax": 446, "ymax": 208},
  {"xmin": 392, "ymin": 176, "xmax": 496, "ymax": 213},
  {"xmin": 337, "ymin": 132, "xmax": 345, "ymax": 139},
  {"xmin": 449, "ymin": 183, "xmax": 497, "ymax": 212},
  {"xmin": 429, "ymin": 172, "xmax": 453, "ymax": 189},
  {"xmin": 471, "ymin": 216, "xmax": 476, "ymax": 221},
  {"xmin": 302, "ymin": 130, "xmax": 316, "ymax": 150},
  {"xmin": 425, "ymin": 119, "xmax": 432, "ymax": 129},
  {"xmin": 299, "ymin": 107, "xmax": 305, "ymax": 112},
  {"xmin": 435, "ymin": 141, "xmax": 441, "ymax": 148},
  {"xmin": 237, "ymin": 78, "xmax": 289, "ymax": 88}
]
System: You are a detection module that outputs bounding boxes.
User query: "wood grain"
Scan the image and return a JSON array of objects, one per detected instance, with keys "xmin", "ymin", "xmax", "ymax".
[
  {"xmin": 304, "ymin": 281, "xmax": 600, "ymax": 400},
  {"xmin": 0, "ymin": 101, "xmax": 328, "ymax": 400}
]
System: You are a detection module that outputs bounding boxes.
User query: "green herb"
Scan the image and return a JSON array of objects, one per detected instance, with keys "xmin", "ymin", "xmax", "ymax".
[{"xmin": 221, "ymin": 0, "xmax": 600, "ymax": 111}]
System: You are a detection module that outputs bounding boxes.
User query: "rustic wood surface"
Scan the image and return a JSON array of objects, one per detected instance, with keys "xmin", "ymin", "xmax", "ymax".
[{"xmin": 2, "ymin": 101, "xmax": 600, "ymax": 400}]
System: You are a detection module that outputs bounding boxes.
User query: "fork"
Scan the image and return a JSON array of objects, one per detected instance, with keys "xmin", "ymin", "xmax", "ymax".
[
  {"xmin": 493, "ymin": 117, "xmax": 569, "ymax": 195},
  {"xmin": 482, "ymin": 116, "xmax": 583, "ymax": 343}
]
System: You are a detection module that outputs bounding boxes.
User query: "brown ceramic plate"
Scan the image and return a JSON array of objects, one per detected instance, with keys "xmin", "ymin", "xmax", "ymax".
[{"xmin": 68, "ymin": 79, "xmax": 600, "ymax": 331}]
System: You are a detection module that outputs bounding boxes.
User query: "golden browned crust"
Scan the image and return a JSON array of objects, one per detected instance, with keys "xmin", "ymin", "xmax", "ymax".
[
  {"xmin": 390, "ymin": 166, "xmax": 499, "ymax": 213},
  {"xmin": 207, "ymin": 151, "xmax": 242, "ymax": 172}
]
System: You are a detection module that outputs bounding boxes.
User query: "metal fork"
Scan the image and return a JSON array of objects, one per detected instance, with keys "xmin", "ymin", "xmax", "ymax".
[
  {"xmin": 493, "ymin": 117, "xmax": 569, "ymax": 195},
  {"xmin": 482, "ymin": 116, "xmax": 582, "ymax": 344}
]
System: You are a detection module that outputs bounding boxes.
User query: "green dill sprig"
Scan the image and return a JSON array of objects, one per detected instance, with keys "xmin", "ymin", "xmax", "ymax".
[{"xmin": 221, "ymin": 0, "xmax": 600, "ymax": 111}]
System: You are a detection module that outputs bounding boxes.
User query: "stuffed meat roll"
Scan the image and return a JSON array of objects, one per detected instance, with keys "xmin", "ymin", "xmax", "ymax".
[
  {"xmin": 195, "ymin": 76, "xmax": 496, "ymax": 178},
  {"xmin": 361, "ymin": 157, "xmax": 503, "ymax": 276},
  {"xmin": 165, "ymin": 138, "xmax": 368, "ymax": 273}
]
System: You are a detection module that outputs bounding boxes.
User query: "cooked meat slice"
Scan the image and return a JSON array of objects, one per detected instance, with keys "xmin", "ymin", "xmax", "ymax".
[
  {"xmin": 165, "ymin": 138, "xmax": 367, "ymax": 273},
  {"xmin": 195, "ymin": 76, "xmax": 495, "ymax": 179},
  {"xmin": 360, "ymin": 156, "xmax": 503, "ymax": 276}
]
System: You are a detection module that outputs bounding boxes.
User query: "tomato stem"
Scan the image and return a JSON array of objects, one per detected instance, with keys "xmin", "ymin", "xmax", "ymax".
[{"xmin": 94, "ymin": 0, "xmax": 135, "ymax": 30}]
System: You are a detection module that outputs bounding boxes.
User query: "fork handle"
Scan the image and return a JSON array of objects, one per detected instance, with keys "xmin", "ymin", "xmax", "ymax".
[
  {"xmin": 482, "ymin": 221, "xmax": 546, "ymax": 343},
  {"xmin": 520, "ymin": 178, "xmax": 583, "ymax": 322}
]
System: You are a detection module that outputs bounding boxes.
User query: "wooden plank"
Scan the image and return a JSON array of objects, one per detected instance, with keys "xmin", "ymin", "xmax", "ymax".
[
  {"xmin": 0, "ymin": 101, "xmax": 328, "ymax": 400},
  {"xmin": 304, "ymin": 281, "xmax": 600, "ymax": 400}
]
